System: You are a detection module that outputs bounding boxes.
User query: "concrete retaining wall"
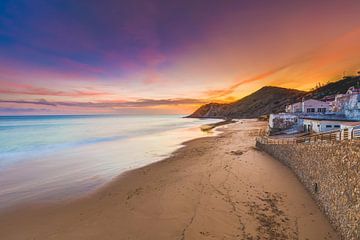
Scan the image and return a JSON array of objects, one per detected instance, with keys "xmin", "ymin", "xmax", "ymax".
[{"xmin": 256, "ymin": 140, "xmax": 359, "ymax": 240}]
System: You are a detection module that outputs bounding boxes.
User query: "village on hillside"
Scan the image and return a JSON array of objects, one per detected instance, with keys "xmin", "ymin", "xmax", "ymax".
[
  {"xmin": 269, "ymin": 85, "xmax": 360, "ymax": 140},
  {"xmin": 258, "ymin": 80, "xmax": 360, "ymax": 240}
]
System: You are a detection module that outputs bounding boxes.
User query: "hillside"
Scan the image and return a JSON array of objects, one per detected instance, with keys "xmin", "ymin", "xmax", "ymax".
[
  {"xmin": 188, "ymin": 75, "xmax": 360, "ymax": 119},
  {"xmin": 306, "ymin": 75, "xmax": 360, "ymax": 100},
  {"xmin": 188, "ymin": 86, "xmax": 305, "ymax": 118}
]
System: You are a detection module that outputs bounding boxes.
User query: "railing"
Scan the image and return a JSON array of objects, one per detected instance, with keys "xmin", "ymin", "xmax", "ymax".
[{"xmin": 256, "ymin": 129, "xmax": 342, "ymax": 145}]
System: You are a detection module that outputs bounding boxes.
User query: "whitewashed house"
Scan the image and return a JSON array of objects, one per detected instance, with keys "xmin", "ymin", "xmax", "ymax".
[
  {"xmin": 286, "ymin": 99, "xmax": 330, "ymax": 114},
  {"xmin": 302, "ymin": 99, "xmax": 331, "ymax": 114},
  {"xmin": 285, "ymin": 102, "xmax": 302, "ymax": 113},
  {"xmin": 271, "ymin": 87, "xmax": 360, "ymax": 135},
  {"xmin": 302, "ymin": 117, "xmax": 360, "ymax": 134},
  {"xmin": 303, "ymin": 119, "xmax": 341, "ymax": 133}
]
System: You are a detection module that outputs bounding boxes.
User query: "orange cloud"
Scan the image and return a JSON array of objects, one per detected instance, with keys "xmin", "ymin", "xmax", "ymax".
[
  {"xmin": 312, "ymin": 27, "xmax": 360, "ymax": 70},
  {"xmin": 204, "ymin": 57, "xmax": 309, "ymax": 99},
  {"xmin": 204, "ymin": 27, "xmax": 360, "ymax": 100}
]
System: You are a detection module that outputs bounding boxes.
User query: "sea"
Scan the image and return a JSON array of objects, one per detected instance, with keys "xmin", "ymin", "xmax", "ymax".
[{"xmin": 0, "ymin": 115, "xmax": 221, "ymax": 209}]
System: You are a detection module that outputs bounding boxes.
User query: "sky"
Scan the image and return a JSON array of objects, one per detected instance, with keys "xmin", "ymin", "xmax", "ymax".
[{"xmin": 1, "ymin": 0, "xmax": 360, "ymax": 115}]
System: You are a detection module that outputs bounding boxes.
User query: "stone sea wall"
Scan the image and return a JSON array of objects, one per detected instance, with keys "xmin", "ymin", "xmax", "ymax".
[{"xmin": 256, "ymin": 140, "xmax": 359, "ymax": 240}]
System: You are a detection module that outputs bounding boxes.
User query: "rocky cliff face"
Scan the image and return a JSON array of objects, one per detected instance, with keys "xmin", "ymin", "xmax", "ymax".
[{"xmin": 188, "ymin": 86, "xmax": 305, "ymax": 119}]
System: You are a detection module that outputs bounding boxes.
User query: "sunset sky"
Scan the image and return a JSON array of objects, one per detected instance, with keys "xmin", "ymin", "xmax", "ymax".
[{"xmin": 1, "ymin": 0, "xmax": 360, "ymax": 115}]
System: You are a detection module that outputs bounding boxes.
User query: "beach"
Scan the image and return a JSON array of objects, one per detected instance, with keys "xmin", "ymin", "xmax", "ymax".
[{"xmin": 0, "ymin": 120, "xmax": 338, "ymax": 240}]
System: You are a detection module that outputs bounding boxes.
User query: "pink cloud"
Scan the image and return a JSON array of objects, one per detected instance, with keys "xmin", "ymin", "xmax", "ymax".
[{"xmin": 0, "ymin": 80, "xmax": 109, "ymax": 97}]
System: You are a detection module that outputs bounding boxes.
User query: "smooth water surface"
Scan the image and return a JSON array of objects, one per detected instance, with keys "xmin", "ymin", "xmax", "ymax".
[{"xmin": 0, "ymin": 115, "xmax": 221, "ymax": 208}]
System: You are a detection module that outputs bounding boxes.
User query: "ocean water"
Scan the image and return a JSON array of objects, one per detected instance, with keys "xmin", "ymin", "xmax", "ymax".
[{"xmin": 0, "ymin": 115, "xmax": 221, "ymax": 209}]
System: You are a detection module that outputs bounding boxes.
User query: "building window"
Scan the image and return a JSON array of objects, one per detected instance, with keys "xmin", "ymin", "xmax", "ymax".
[
  {"xmin": 317, "ymin": 108, "xmax": 326, "ymax": 113},
  {"xmin": 326, "ymin": 125, "xmax": 332, "ymax": 128},
  {"xmin": 307, "ymin": 108, "xmax": 315, "ymax": 113},
  {"xmin": 334, "ymin": 125, "xmax": 340, "ymax": 128}
]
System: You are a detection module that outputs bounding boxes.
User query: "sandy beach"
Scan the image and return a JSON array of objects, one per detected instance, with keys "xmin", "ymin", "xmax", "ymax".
[{"xmin": 0, "ymin": 120, "xmax": 338, "ymax": 240}]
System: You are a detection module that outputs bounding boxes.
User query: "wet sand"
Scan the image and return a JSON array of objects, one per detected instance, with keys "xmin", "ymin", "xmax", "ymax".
[{"xmin": 0, "ymin": 120, "xmax": 338, "ymax": 240}]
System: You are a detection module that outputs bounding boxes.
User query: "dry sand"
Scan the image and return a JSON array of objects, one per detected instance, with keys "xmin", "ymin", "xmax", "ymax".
[{"xmin": 0, "ymin": 120, "xmax": 338, "ymax": 240}]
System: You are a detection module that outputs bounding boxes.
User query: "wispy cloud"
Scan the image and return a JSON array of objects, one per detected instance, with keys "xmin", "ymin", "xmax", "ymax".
[
  {"xmin": 0, "ymin": 98, "xmax": 206, "ymax": 109},
  {"xmin": 204, "ymin": 62, "xmax": 301, "ymax": 98},
  {"xmin": 0, "ymin": 107, "xmax": 50, "ymax": 113},
  {"xmin": 0, "ymin": 80, "xmax": 109, "ymax": 97},
  {"xmin": 0, "ymin": 99, "xmax": 57, "ymax": 106}
]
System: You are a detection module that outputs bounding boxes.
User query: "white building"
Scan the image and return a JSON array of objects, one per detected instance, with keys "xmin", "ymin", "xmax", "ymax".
[
  {"xmin": 302, "ymin": 99, "xmax": 331, "ymax": 114},
  {"xmin": 302, "ymin": 118, "xmax": 360, "ymax": 134},
  {"xmin": 303, "ymin": 119, "xmax": 341, "ymax": 133},
  {"xmin": 285, "ymin": 102, "xmax": 302, "ymax": 113},
  {"xmin": 286, "ymin": 99, "xmax": 330, "ymax": 114}
]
